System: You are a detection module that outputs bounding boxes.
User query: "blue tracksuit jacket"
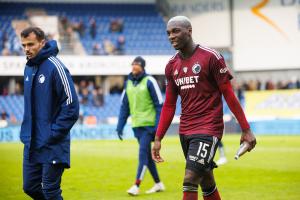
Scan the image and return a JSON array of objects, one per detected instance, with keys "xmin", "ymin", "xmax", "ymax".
[
  {"xmin": 116, "ymin": 71, "xmax": 163, "ymax": 133},
  {"xmin": 20, "ymin": 40, "xmax": 79, "ymax": 168}
]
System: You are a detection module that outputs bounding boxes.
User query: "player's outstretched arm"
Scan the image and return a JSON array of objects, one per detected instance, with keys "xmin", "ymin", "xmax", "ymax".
[{"xmin": 152, "ymin": 136, "xmax": 164, "ymax": 163}]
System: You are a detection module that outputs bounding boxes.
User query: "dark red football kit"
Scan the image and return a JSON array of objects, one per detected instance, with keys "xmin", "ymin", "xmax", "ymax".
[{"xmin": 156, "ymin": 45, "xmax": 250, "ymax": 139}]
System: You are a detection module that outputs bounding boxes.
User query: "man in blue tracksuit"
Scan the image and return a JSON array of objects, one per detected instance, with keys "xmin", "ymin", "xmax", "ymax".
[
  {"xmin": 20, "ymin": 27, "xmax": 79, "ymax": 200},
  {"xmin": 116, "ymin": 56, "xmax": 165, "ymax": 195}
]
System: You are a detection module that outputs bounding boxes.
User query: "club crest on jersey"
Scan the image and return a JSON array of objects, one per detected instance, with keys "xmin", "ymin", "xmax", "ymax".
[
  {"xmin": 38, "ymin": 74, "xmax": 45, "ymax": 84},
  {"xmin": 174, "ymin": 69, "xmax": 178, "ymax": 76},
  {"xmin": 192, "ymin": 63, "xmax": 201, "ymax": 74},
  {"xmin": 183, "ymin": 67, "xmax": 188, "ymax": 73}
]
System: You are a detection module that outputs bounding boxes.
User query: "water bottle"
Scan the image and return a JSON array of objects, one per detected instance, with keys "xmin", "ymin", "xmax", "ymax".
[{"xmin": 234, "ymin": 141, "xmax": 250, "ymax": 160}]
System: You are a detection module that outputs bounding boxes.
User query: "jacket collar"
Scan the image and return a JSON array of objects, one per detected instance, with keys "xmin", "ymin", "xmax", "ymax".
[
  {"xmin": 128, "ymin": 71, "xmax": 146, "ymax": 81},
  {"xmin": 26, "ymin": 40, "xmax": 59, "ymax": 67}
]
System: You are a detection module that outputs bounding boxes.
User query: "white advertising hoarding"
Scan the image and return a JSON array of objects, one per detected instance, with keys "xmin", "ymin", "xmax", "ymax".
[
  {"xmin": 0, "ymin": 55, "xmax": 171, "ymax": 76},
  {"xmin": 233, "ymin": 0, "xmax": 300, "ymax": 71}
]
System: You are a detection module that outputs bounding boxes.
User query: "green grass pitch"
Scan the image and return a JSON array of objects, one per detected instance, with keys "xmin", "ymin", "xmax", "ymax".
[{"xmin": 1, "ymin": 135, "xmax": 300, "ymax": 200}]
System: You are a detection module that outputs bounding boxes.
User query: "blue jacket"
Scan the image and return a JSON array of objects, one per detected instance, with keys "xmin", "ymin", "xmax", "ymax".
[
  {"xmin": 116, "ymin": 71, "xmax": 163, "ymax": 133},
  {"xmin": 20, "ymin": 40, "xmax": 79, "ymax": 168}
]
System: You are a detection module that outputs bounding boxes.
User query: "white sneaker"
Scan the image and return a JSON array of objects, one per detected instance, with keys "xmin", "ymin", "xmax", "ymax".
[
  {"xmin": 127, "ymin": 185, "xmax": 139, "ymax": 196},
  {"xmin": 145, "ymin": 182, "xmax": 165, "ymax": 194},
  {"xmin": 216, "ymin": 157, "xmax": 227, "ymax": 166}
]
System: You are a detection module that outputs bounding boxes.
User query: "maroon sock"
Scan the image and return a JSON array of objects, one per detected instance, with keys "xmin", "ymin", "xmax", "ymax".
[
  {"xmin": 135, "ymin": 179, "xmax": 141, "ymax": 187},
  {"xmin": 183, "ymin": 191, "xmax": 198, "ymax": 200},
  {"xmin": 203, "ymin": 189, "xmax": 221, "ymax": 200}
]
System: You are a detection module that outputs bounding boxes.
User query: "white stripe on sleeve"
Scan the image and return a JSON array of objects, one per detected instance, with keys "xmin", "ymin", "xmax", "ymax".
[
  {"xmin": 48, "ymin": 57, "xmax": 72, "ymax": 105},
  {"xmin": 198, "ymin": 46, "xmax": 222, "ymax": 60},
  {"xmin": 147, "ymin": 76, "xmax": 163, "ymax": 104}
]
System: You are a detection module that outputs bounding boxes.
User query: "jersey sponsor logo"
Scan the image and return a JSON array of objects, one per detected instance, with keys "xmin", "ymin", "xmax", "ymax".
[
  {"xmin": 219, "ymin": 67, "xmax": 229, "ymax": 74},
  {"xmin": 174, "ymin": 69, "xmax": 178, "ymax": 76},
  {"xmin": 174, "ymin": 76, "xmax": 199, "ymax": 86},
  {"xmin": 183, "ymin": 66, "xmax": 188, "ymax": 73},
  {"xmin": 174, "ymin": 76, "xmax": 199, "ymax": 90},
  {"xmin": 38, "ymin": 74, "xmax": 45, "ymax": 83},
  {"xmin": 192, "ymin": 63, "xmax": 201, "ymax": 74}
]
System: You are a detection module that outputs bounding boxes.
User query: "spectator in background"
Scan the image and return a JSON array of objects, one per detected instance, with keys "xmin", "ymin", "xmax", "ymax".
[
  {"xmin": 15, "ymin": 82, "xmax": 23, "ymax": 95},
  {"xmin": 93, "ymin": 86, "xmax": 104, "ymax": 107},
  {"xmin": 256, "ymin": 79, "xmax": 262, "ymax": 90},
  {"xmin": 110, "ymin": 84, "xmax": 122, "ymax": 94},
  {"xmin": 103, "ymin": 39, "xmax": 115, "ymax": 55},
  {"xmin": 0, "ymin": 111, "xmax": 9, "ymax": 128},
  {"xmin": 1, "ymin": 86, "xmax": 8, "ymax": 96},
  {"xmin": 79, "ymin": 80, "xmax": 87, "ymax": 95},
  {"xmin": 60, "ymin": 16, "xmax": 69, "ymax": 31},
  {"xmin": 11, "ymin": 37, "xmax": 23, "ymax": 56},
  {"xmin": 115, "ymin": 35, "xmax": 125, "ymax": 55},
  {"xmin": 247, "ymin": 79, "xmax": 258, "ymax": 91},
  {"xmin": 87, "ymin": 80, "xmax": 95, "ymax": 94},
  {"xmin": 287, "ymin": 77, "xmax": 298, "ymax": 89},
  {"xmin": 92, "ymin": 42, "xmax": 105, "ymax": 55},
  {"xmin": 1, "ymin": 47, "xmax": 11, "ymax": 56},
  {"xmin": 74, "ymin": 19, "xmax": 85, "ymax": 37},
  {"xmin": 10, "ymin": 113, "xmax": 17, "ymax": 125},
  {"xmin": 266, "ymin": 80, "xmax": 275, "ymax": 90},
  {"xmin": 90, "ymin": 18, "xmax": 97, "ymax": 39},
  {"xmin": 80, "ymin": 88, "xmax": 90, "ymax": 105},
  {"xmin": 277, "ymin": 80, "xmax": 287, "ymax": 89},
  {"xmin": 109, "ymin": 18, "xmax": 124, "ymax": 33},
  {"xmin": 1, "ymin": 30, "xmax": 8, "ymax": 49}
]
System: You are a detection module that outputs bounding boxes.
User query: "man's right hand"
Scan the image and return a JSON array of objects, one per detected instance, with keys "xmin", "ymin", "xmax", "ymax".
[
  {"xmin": 152, "ymin": 137, "xmax": 164, "ymax": 163},
  {"xmin": 117, "ymin": 130, "xmax": 123, "ymax": 141}
]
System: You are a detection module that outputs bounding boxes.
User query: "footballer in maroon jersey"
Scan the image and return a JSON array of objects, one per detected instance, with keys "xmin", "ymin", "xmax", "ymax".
[{"xmin": 151, "ymin": 16, "xmax": 256, "ymax": 200}]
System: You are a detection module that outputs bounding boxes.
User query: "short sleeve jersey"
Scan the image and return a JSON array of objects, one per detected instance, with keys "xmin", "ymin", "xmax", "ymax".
[{"xmin": 165, "ymin": 45, "xmax": 233, "ymax": 138}]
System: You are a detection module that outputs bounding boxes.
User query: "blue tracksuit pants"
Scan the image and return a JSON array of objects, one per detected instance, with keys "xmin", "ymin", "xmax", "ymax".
[
  {"xmin": 23, "ymin": 156, "xmax": 64, "ymax": 200},
  {"xmin": 133, "ymin": 127, "xmax": 160, "ymax": 184}
]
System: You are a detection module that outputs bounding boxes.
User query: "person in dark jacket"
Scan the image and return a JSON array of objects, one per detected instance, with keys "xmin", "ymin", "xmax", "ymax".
[
  {"xmin": 20, "ymin": 27, "xmax": 79, "ymax": 200},
  {"xmin": 116, "ymin": 56, "xmax": 165, "ymax": 196}
]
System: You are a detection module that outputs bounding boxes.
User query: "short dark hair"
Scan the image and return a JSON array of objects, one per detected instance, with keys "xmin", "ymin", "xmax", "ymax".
[{"xmin": 21, "ymin": 27, "xmax": 45, "ymax": 41}]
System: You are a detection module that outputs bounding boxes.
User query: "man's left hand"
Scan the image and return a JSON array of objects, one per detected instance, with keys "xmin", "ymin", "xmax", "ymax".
[{"xmin": 240, "ymin": 129, "xmax": 256, "ymax": 152}]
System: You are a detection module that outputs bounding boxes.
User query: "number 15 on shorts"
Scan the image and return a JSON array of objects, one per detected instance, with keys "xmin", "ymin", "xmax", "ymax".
[{"xmin": 197, "ymin": 142, "xmax": 209, "ymax": 158}]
